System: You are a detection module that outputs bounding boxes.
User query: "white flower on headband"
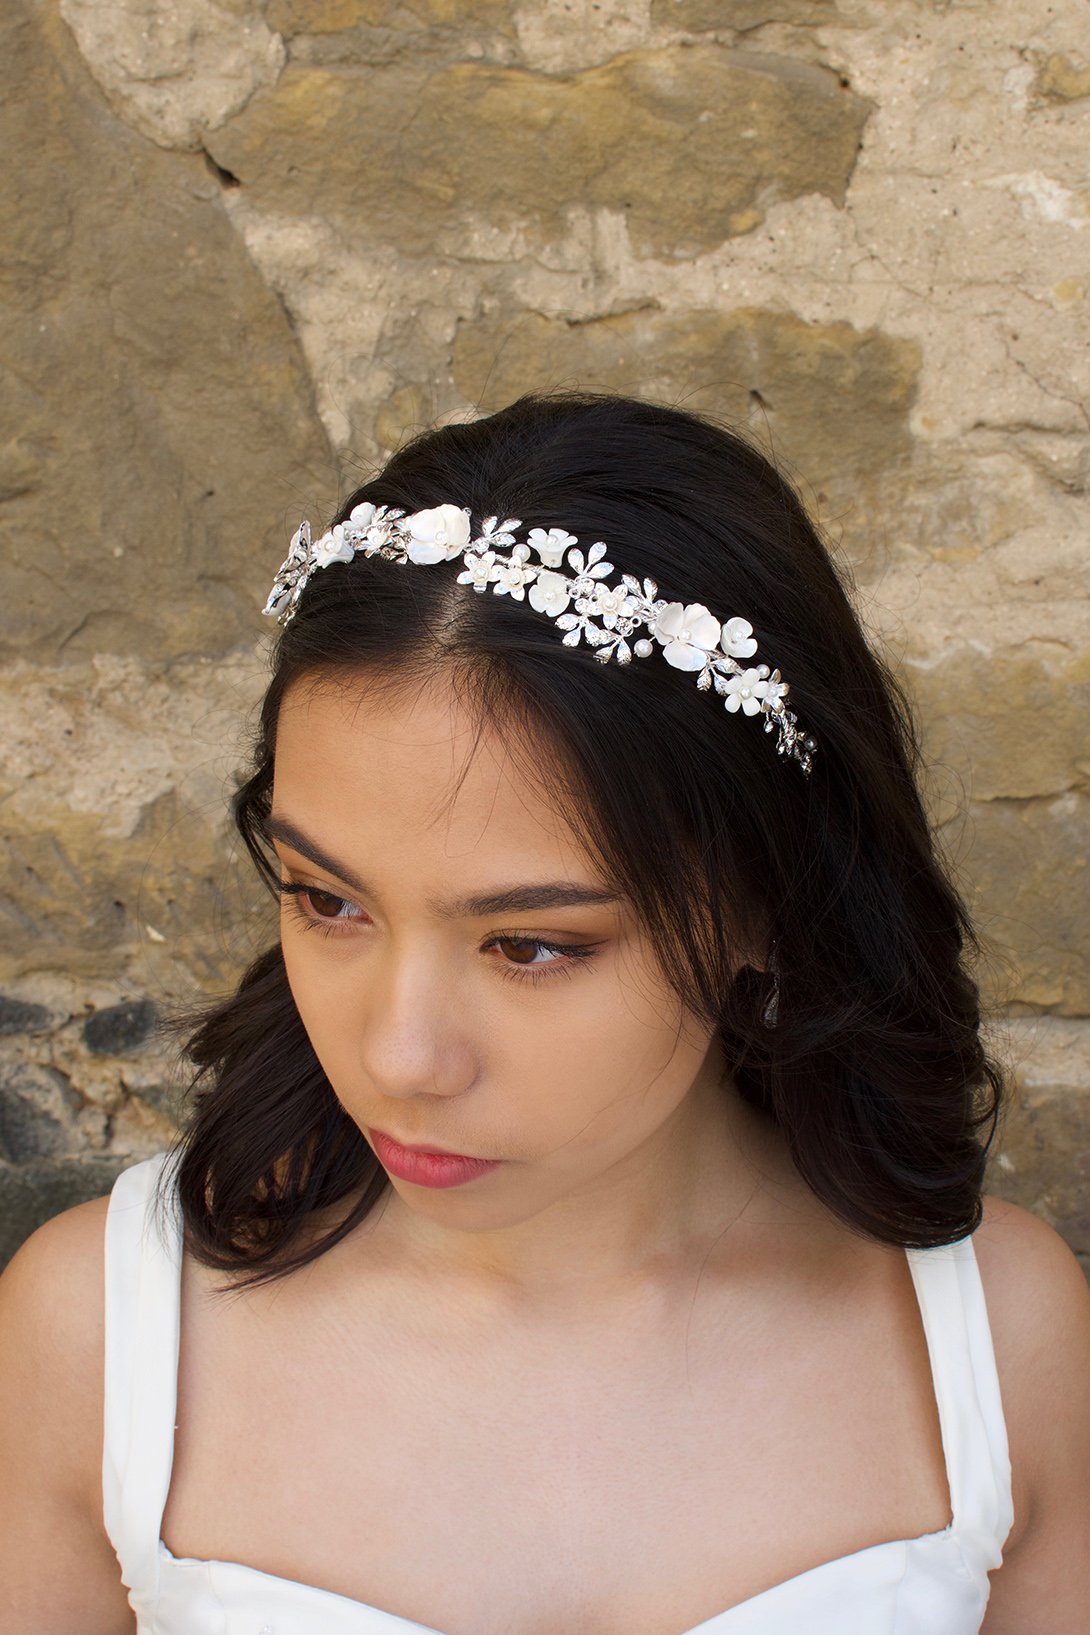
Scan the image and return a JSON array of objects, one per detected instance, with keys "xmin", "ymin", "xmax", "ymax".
[
  {"xmin": 312, "ymin": 523, "xmax": 355, "ymax": 568},
  {"xmin": 528, "ymin": 570, "xmax": 571, "ymax": 617},
  {"xmin": 720, "ymin": 617, "xmax": 759, "ymax": 660},
  {"xmin": 260, "ymin": 503, "xmax": 817, "ymax": 774},
  {"xmin": 492, "ymin": 543, "xmax": 536, "ymax": 600},
  {"xmin": 593, "ymin": 584, "xmax": 637, "ymax": 624},
  {"xmin": 403, "ymin": 504, "xmax": 472, "ymax": 564},
  {"xmin": 527, "ymin": 527, "xmax": 578, "ymax": 568},
  {"xmin": 723, "ymin": 668, "xmax": 772, "ymax": 715},
  {"xmin": 653, "ymin": 602, "xmax": 722, "ymax": 673},
  {"xmin": 457, "ymin": 550, "xmax": 498, "ymax": 592}
]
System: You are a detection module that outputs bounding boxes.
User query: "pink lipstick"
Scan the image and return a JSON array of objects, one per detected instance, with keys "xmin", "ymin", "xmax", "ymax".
[{"xmin": 369, "ymin": 1128, "xmax": 502, "ymax": 1189}]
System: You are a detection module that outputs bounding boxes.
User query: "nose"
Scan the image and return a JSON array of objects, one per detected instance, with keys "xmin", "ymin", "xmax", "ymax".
[{"xmin": 355, "ymin": 944, "xmax": 476, "ymax": 1102}]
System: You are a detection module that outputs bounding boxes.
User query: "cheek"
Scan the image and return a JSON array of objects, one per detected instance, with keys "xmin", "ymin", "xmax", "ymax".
[
  {"xmin": 281, "ymin": 933, "xmax": 344, "ymax": 1054},
  {"xmin": 526, "ymin": 982, "xmax": 703, "ymax": 1148}
]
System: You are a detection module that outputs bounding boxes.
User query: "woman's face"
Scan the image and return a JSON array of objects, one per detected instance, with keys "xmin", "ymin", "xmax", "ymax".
[{"xmin": 270, "ymin": 672, "xmax": 728, "ymax": 1236}]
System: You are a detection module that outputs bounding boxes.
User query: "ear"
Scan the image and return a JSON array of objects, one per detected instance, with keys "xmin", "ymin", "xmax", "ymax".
[{"xmin": 737, "ymin": 933, "xmax": 773, "ymax": 976}]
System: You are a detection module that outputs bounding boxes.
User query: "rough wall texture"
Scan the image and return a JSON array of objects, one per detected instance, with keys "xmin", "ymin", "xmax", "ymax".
[{"xmin": 2, "ymin": 0, "xmax": 1087, "ymax": 1269}]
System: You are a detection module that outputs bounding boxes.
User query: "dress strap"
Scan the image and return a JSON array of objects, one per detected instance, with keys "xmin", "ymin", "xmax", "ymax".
[
  {"xmin": 905, "ymin": 1233, "xmax": 1015, "ymax": 1567},
  {"xmin": 102, "ymin": 1150, "xmax": 183, "ymax": 1603}
]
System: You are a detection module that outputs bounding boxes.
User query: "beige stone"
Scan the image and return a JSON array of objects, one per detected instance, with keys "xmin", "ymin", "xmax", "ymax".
[
  {"xmin": 854, "ymin": 502, "xmax": 1090, "ymax": 819},
  {"xmin": 987, "ymin": 1016, "xmax": 1090, "ymax": 1257},
  {"xmin": 0, "ymin": 0, "xmax": 334, "ymax": 666},
  {"xmin": 511, "ymin": 0, "xmax": 651, "ymax": 72},
  {"xmin": 206, "ymin": 45, "xmax": 871, "ymax": 259},
  {"xmin": 58, "ymin": 0, "xmax": 286, "ymax": 149},
  {"xmin": 268, "ymin": 0, "xmax": 513, "ymax": 32},
  {"xmin": 942, "ymin": 792, "xmax": 1090, "ymax": 1016},
  {"xmin": 0, "ymin": 650, "xmax": 272, "ymax": 990},
  {"xmin": 904, "ymin": 642, "xmax": 1090, "ymax": 805},
  {"xmin": 1033, "ymin": 51, "xmax": 1090, "ymax": 105},
  {"xmin": 651, "ymin": 0, "xmax": 840, "ymax": 32}
]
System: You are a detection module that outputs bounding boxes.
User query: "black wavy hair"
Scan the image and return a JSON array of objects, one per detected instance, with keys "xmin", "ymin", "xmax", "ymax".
[{"xmin": 160, "ymin": 389, "xmax": 1004, "ymax": 1290}]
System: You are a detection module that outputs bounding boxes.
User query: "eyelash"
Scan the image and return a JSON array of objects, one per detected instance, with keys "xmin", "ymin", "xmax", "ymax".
[{"xmin": 276, "ymin": 882, "xmax": 600, "ymax": 988}]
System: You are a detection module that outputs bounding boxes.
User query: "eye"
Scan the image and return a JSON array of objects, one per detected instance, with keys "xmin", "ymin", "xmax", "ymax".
[
  {"xmin": 279, "ymin": 882, "xmax": 363, "ymax": 929},
  {"xmin": 277, "ymin": 882, "xmax": 600, "ymax": 985},
  {"xmin": 491, "ymin": 936, "xmax": 599, "ymax": 987}
]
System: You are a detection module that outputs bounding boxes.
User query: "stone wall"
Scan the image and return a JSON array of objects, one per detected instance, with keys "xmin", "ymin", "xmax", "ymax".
[{"xmin": 2, "ymin": 0, "xmax": 1087, "ymax": 1269}]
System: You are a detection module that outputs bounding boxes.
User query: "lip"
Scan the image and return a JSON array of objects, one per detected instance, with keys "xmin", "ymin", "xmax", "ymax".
[
  {"xmin": 368, "ymin": 1127, "xmax": 502, "ymax": 1190},
  {"xmin": 372, "ymin": 1128, "xmax": 479, "ymax": 1158}
]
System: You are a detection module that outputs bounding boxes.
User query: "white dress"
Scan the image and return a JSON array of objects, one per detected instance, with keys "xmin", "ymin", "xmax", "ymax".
[{"xmin": 102, "ymin": 1152, "xmax": 1014, "ymax": 1634}]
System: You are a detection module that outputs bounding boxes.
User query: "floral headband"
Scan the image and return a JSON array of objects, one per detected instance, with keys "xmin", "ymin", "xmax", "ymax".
[{"xmin": 263, "ymin": 502, "xmax": 816, "ymax": 775}]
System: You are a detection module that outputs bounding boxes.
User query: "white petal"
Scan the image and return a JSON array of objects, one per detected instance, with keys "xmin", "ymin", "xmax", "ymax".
[
  {"xmin": 529, "ymin": 533, "xmax": 571, "ymax": 572},
  {"xmin": 530, "ymin": 573, "xmax": 569, "ymax": 615},
  {"xmin": 654, "ymin": 602, "xmax": 686, "ymax": 640},
  {"xmin": 406, "ymin": 540, "xmax": 447, "ymax": 564},
  {"xmin": 689, "ymin": 607, "xmax": 721, "ymax": 650},
  {"xmin": 406, "ymin": 504, "xmax": 471, "ymax": 547},
  {"xmin": 721, "ymin": 616, "xmax": 758, "ymax": 658},
  {"xmin": 315, "ymin": 541, "xmax": 354, "ymax": 568},
  {"xmin": 663, "ymin": 640, "xmax": 708, "ymax": 673}
]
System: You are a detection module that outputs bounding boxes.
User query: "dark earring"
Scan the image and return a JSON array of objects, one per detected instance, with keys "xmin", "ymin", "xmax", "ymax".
[{"xmin": 761, "ymin": 950, "xmax": 780, "ymax": 1027}]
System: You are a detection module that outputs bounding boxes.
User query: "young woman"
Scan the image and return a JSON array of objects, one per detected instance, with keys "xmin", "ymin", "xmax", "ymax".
[{"xmin": 1, "ymin": 391, "xmax": 1087, "ymax": 1634}]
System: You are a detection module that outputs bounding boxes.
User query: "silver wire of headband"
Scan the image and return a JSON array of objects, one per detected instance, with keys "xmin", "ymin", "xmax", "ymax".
[{"xmin": 262, "ymin": 502, "xmax": 816, "ymax": 775}]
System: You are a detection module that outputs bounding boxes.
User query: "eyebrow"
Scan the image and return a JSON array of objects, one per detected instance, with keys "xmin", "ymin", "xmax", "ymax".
[{"xmin": 263, "ymin": 815, "xmax": 622, "ymax": 920}]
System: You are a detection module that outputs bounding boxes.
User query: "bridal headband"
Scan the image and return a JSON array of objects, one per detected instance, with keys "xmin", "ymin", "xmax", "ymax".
[{"xmin": 262, "ymin": 502, "xmax": 817, "ymax": 775}]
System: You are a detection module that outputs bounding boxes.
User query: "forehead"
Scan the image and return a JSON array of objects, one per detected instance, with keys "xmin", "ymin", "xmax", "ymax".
[{"xmin": 272, "ymin": 673, "xmax": 596, "ymax": 879}]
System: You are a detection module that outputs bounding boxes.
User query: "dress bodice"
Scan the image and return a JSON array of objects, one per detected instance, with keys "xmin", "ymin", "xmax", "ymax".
[{"xmin": 102, "ymin": 1152, "xmax": 1014, "ymax": 1634}]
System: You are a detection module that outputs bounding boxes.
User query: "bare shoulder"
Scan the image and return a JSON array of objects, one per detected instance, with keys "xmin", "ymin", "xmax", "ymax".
[
  {"xmin": 970, "ymin": 1194, "xmax": 1090, "ymax": 1622},
  {"xmin": 972, "ymin": 1193, "xmax": 1090, "ymax": 1363},
  {"xmin": 1, "ymin": 1189, "xmax": 112, "ymax": 1336},
  {"xmin": 0, "ymin": 1191, "xmax": 139, "ymax": 1631},
  {"xmin": 0, "ymin": 1192, "xmax": 113, "ymax": 1512}
]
